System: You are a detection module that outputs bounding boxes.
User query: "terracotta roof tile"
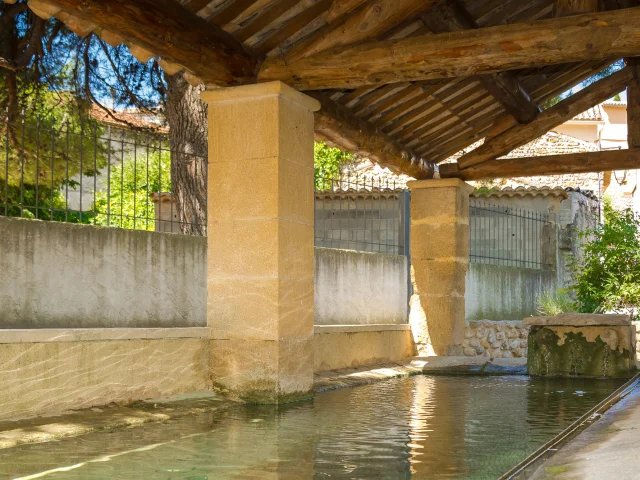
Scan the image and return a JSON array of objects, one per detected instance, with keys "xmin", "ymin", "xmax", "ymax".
[{"xmin": 572, "ymin": 105, "xmax": 604, "ymax": 121}]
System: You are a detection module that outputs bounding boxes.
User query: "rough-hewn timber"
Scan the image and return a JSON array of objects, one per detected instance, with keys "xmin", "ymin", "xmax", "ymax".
[
  {"xmin": 311, "ymin": 93, "xmax": 435, "ymax": 179},
  {"xmin": 627, "ymin": 58, "xmax": 640, "ymax": 148},
  {"xmin": 421, "ymin": 1, "xmax": 539, "ymax": 124},
  {"xmin": 259, "ymin": 8, "xmax": 640, "ymax": 90},
  {"xmin": 456, "ymin": 68, "xmax": 635, "ymax": 169},
  {"xmin": 440, "ymin": 149, "xmax": 640, "ymax": 180},
  {"xmin": 40, "ymin": 0, "xmax": 259, "ymax": 86}
]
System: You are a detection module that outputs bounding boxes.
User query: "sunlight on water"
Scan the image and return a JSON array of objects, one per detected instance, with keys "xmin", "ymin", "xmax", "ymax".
[{"xmin": 0, "ymin": 376, "xmax": 624, "ymax": 480}]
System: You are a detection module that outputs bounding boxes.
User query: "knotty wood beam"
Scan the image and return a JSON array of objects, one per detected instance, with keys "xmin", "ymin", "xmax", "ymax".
[
  {"xmin": 310, "ymin": 93, "xmax": 435, "ymax": 179},
  {"xmin": 554, "ymin": 0, "xmax": 599, "ymax": 16},
  {"xmin": 440, "ymin": 149, "xmax": 640, "ymax": 180},
  {"xmin": 627, "ymin": 58, "xmax": 640, "ymax": 147},
  {"xmin": 40, "ymin": 0, "xmax": 259, "ymax": 86},
  {"xmin": 259, "ymin": 7, "xmax": 640, "ymax": 90},
  {"xmin": 456, "ymin": 67, "xmax": 635, "ymax": 169},
  {"xmin": 283, "ymin": 0, "xmax": 440, "ymax": 62},
  {"xmin": 421, "ymin": 0, "xmax": 539, "ymax": 124}
]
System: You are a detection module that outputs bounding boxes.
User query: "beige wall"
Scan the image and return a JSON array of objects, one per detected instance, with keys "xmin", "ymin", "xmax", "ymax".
[
  {"xmin": 554, "ymin": 123, "xmax": 600, "ymax": 143},
  {"xmin": 313, "ymin": 325, "xmax": 415, "ymax": 372},
  {"xmin": 604, "ymin": 105, "xmax": 627, "ymax": 124},
  {"xmin": 0, "ymin": 328, "xmax": 211, "ymax": 421}
]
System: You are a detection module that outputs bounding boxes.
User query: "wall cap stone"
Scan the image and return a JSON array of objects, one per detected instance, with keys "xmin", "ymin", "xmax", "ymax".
[
  {"xmin": 407, "ymin": 178, "xmax": 474, "ymax": 193},
  {"xmin": 314, "ymin": 324, "xmax": 411, "ymax": 334},
  {"xmin": 0, "ymin": 327, "xmax": 211, "ymax": 344},
  {"xmin": 201, "ymin": 81, "xmax": 321, "ymax": 112},
  {"xmin": 523, "ymin": 313, "xmax": 631, "ymax": 327}
]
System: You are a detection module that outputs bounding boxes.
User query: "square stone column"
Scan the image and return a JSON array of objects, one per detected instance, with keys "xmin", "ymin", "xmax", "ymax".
[
  {"xmin": 201, "ymin": 82, "xmax": 320, "ymax": 404},
  {"xmin": 407, "ymin": 179, "xmax": 473, "ymax": 356}
]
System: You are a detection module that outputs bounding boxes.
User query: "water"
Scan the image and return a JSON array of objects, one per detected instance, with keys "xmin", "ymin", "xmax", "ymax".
[{"xmin": 0, "ymin": 375, "xmax": 625, "ymax": 480}]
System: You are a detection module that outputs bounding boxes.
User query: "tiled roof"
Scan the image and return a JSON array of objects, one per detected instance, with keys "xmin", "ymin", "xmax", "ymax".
[
  {"xmin": 471, "ymin": 186, "xmax": 598, "ymax": 201},
  {"xmin": 89, "ymin": 104, "xmax": 167, "ymax": 132},
  {"xmin": 602, "ymin": 99, "xmax": 627, "ymax": 106},
  {"xmin": 572, "ymin": 105, "xmax": 604, "ymax": 121},
  {"xmin": 499, "ymin": 131, "xmax": 598, "ymax": 159}
]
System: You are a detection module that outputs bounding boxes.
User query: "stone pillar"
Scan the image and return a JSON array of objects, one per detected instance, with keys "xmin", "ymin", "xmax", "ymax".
[
  {"xmin": 201, "ymin": 82, "xmax": 320, "ymax": 404},
  {"xmin": 408, "ymin": 179, "xmax": 473, "ymax": 356}
]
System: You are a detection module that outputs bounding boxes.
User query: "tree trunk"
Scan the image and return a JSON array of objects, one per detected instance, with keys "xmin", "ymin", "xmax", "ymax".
[{"xmin": 165, "ymin": 71, "xmax": 207, "ymax": 235}]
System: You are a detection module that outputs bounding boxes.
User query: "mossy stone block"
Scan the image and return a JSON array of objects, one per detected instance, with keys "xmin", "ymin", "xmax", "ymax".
[{"xmin": 527, "ymin": 326, "xmax": 636, "ymax": 378}]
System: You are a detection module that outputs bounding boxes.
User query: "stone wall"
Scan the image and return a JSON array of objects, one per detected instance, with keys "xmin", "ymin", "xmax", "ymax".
[
  {"xmin": 0, "ymin": 328, "xmax": 211, "ymax": 421},
  {"xmin": 464, "ymin": 319, "xmax": 640, "ymax": 362},
  {"xmin": 313, "ymin": 325, "xmax": 414, "ymax": 372},
  {"xmin": 0, "ymin": 217, "xmax": 207, "ymax": 329},
  {"xmin": 462, "ymin": 320, "xmax": 529, "ymax": 359},
  {"xmin": 315, "ymin": 248, "xmax": 408, "ymax": 325}
]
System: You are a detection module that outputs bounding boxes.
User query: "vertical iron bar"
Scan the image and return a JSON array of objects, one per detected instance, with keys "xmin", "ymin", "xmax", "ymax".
[
  {"xmin": 107, "ymin": 127, "xmax": 111, "ymax": 226},
  {"xmin": 19, "ymin": 113, "xmax": 25, "ymax": 218},
  {"xmin": 120, "ymin": 129, "xmax": 125, "ymax": 226},
  {"xmin": 35, "ymin": 115, "xmax": 40, "ymax": 219},
  {"xmin": 93, "ymin": 121, "xmax": 97, "ymax": 224},
  {"xmin": 133, "ymin": 131, "xmax": 137, "ymax": 229},
  {"xmin": 146, "ymin": 134, "xmax": 150, "ymax": 229},
  {"xmin": 79, "ymin": 117, "xmax": 84, "ymax": 223},
  {"xmin": 65, "ymin": 120, "xmax": 69, "ymax": 222},
  {"xmin": 4, "ymin": 110, "xmax": 9, "ymax": 216}
]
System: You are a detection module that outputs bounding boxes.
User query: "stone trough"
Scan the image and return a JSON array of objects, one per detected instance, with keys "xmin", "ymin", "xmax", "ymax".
[{"xmin": 525, "ymin": 313, "xmax": 636, "ymax": 378}]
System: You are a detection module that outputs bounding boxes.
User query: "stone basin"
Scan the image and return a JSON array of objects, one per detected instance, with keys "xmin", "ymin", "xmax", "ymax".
[{"xmin": 525, "ymin": 313, "xmax": 636, "ymax": 378}]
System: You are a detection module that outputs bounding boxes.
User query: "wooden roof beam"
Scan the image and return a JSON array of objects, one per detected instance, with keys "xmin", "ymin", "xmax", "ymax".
[
  {"xmin": 456, "ymin": 67, "xmax": 635, "ymax": 169},
  {"xmin": 440, "ymin": 149, "xmax": 640, "ymax": 180},
  {"xmin": 40, "ymin": 0, "xmax": 259, "ymax": 86},
  {"xmin": 259, "ymin": 7, "xmax": 640, "ymax": 90},
  {"xmin": 310, "ymin": 93, "xmax": 435, "ymax": 179},
  {"xmin": 420, "ymin": 0, "xmax": 539, "ymax": 124}
]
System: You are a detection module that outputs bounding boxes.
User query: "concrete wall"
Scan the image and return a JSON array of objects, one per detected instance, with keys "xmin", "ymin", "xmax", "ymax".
[
  {"xmin": 313, "ymin": 325, "xmax": 414, "ymax": 372},
  {"xmin": 465, "ymin": 263, "xmax": 558, "ymax": 321},
  {"xmin": 0, "ymin": 217, "xmax": 206, "ymax": 328},
  {"xmin": 314, "ymin": 247, "xmax": 408, "ymax": 325}
]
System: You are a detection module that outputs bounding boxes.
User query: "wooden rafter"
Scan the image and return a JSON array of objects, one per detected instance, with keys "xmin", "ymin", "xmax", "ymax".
[
  {"xmin": 311, "ymin": 93, "xmax": 435, "ymax": 179},
  {"xmin": 456, "ymin": 67, "xmax": 635, "ymax": 169},
  {"xmin": 41, "ymin": 0, "xmax": 259, "ymax": 86},
  {"xmin": 440, "ymin": 149, "xmax": 640, "ymax": 180},
  {"xmin": 259, "ymin": 7, "xmax": 640, "ymax": 90},
  {"xmin": 420, "ymin": 0, "xmax": 539, "ymax": 124}
]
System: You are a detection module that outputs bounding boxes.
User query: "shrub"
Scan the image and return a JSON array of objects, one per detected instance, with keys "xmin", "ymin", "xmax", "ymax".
[{"xmin": 570, "ymin": 200, "xmax": 640, "ymax": 320}]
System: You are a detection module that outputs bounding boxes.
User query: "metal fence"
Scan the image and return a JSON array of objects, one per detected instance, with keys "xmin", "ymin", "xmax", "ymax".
[
  {"xmin": 469, "ymin": 199, "xmax": 555, "ymax": 269},
  {"xmin": 0, "ymin": 112, "xmax": 207, "ymax": 235},
  {"xmin": 314, "ymin": 173, "xmax": 410, "ymax": 255}
]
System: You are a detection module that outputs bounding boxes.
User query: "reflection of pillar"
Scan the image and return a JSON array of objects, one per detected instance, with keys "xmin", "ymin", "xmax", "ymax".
[
  {"xmin": 201, "ymin": 82, "xmax": 320, "ymax": 404},
  {"xmin": 408, "ymin": 179, "xmax": 473, "ymax": 355},
  {"xmin": 408, "ymin": 376, "xmax": 468, "ymax": 476}
]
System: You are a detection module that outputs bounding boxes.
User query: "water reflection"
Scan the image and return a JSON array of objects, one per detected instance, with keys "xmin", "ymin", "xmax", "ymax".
[{"xmin": 0, "ymin": 376, "xmax": 623, "ymax": 480}]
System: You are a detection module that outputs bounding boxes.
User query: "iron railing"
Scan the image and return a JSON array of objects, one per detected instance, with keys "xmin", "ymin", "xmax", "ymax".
[
  {"xmin": 0, "ymin": 112, "xmax": 207, "ymax": 235},
  {"xmin": 314, "ymin": 172, "xmax": 410, "ymax": 255},
  {"xmin": 469, "ymin": 199, "xmax": 554, "ymax": 269}
]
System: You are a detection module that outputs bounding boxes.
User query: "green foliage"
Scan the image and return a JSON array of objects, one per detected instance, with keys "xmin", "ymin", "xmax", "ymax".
[
  {"xmin": 570, "ymin": 201, "xmax": 640, "ymax": 319},
  {"xmin": 314, "ymin": 142, "xmax": 354, "ymax": 190},
  {"xmin": 536, "ymin": 290, "xmax": 575, "ymax": 316},
  {"xmin": 92, "ymin": 148, "xmax": 171, "ymax": 230}
]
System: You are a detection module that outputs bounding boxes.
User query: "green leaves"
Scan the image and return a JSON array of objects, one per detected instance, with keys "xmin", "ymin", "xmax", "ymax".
[
  {"xmin": 313, "ymin": 142, "xmax": 354, "ymax": 190},
  {"xmin": 570, "ymin": 201, "xmax": 640, "ymax": 320}
]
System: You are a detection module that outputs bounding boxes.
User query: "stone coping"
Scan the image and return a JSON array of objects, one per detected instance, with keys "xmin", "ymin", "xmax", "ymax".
[
  {"xmin": 314, "ymin": 324, "xmax": 411, "ymax": 334},
  {"xmin": 0, "ymin": 327, "xmax": 211, "ymax": 344},
  {"xmin": 523, "ymin": 313, "xmax": 631, "ymax": 327}
]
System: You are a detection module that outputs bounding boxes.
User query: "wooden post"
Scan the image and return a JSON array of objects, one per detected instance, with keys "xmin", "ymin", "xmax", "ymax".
[{"xmin": 627, "ymin": 58, "xmax": 640, "ymax": 148}]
